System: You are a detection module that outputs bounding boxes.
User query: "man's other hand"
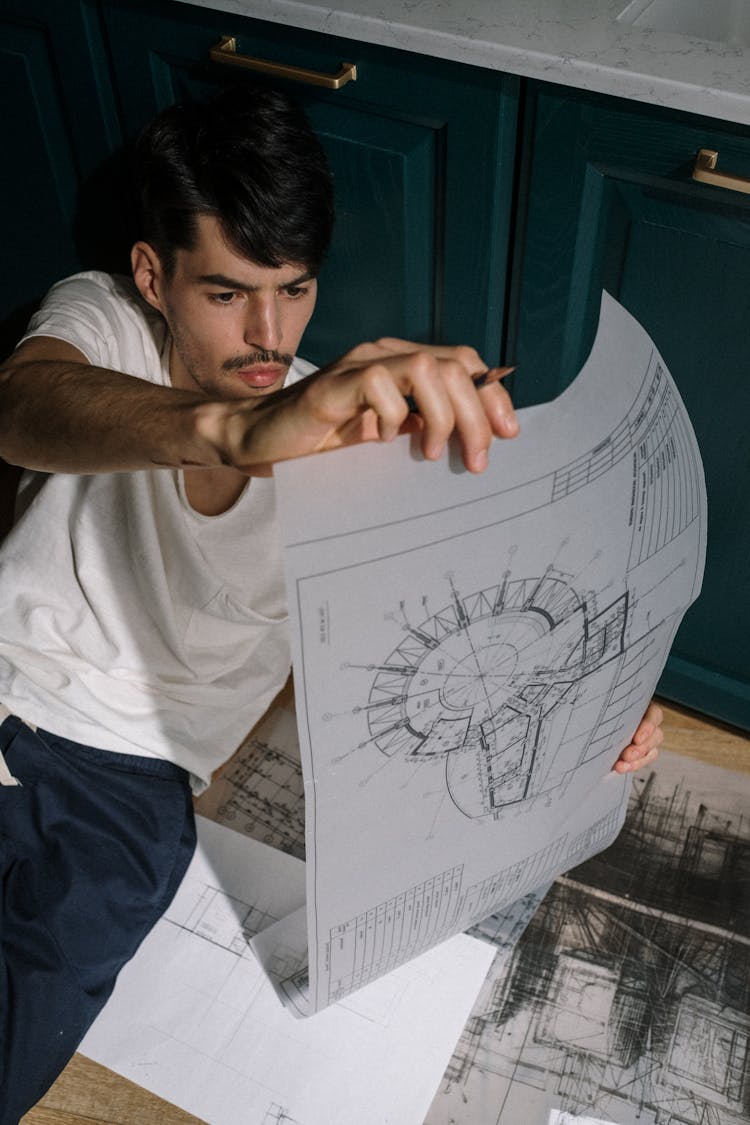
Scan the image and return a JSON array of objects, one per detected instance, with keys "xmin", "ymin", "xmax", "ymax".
[{"xmin": 613, "ymin": 700, "xmax": 665, "ymax": 773}]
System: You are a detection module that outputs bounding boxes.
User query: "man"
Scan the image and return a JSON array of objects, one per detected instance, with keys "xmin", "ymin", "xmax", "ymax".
[{"xmin": 0, "ymin": 85, "xmax": 662, "ymax": 1120}]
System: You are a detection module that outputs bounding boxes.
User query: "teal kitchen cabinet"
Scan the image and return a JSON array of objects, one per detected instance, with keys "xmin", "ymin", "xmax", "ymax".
[
  {"xmin": 0, "ymin": 0, "xmax": 125, "ymax": 357},
  {"xmin": 0, "ymin": 0, "xmax": 125, "ymax": 534},
  {"xmin": 99, "ymin": 0, "xmax": 519, "ymax": 366},
  {"xmin": 508, "ymin": 85, "xmax": 750, "ymax": 729}
]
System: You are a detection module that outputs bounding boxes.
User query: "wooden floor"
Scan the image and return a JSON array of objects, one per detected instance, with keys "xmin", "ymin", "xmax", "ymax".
[{"xmin": 20, "ymin": 702, "xmax": 750, "ymax": 1125}]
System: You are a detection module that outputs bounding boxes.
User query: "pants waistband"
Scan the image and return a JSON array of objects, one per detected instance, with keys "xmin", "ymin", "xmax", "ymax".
[
  {"xmin": 0, "ymin": 705, "xmax": 32, "ymax": 785},
  {"xmin": 0, "ymin": 703, "xmax": 36, "ymax": 732},
  {"xmin": 0, "ymin": 707, "xmax": 191, "ymax": 786}
]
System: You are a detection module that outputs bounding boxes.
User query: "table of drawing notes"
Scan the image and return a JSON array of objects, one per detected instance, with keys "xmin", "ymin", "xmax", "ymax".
[{"xmin": 81, "ymin": 293, "xmax": 707, "ymax": 1125}]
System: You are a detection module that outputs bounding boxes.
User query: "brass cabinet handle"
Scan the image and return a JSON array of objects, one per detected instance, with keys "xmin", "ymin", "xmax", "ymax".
[
  {"xmin": 209, "ymin": 35, "xmax": 357, "ymax": 89},
  {"xmin": 692, "ymin": 148, "xmax": 750, "ymax": 196}
]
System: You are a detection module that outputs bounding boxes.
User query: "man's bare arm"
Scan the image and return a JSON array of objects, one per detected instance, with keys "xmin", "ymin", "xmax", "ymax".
[
  {"xmin": 0, "ymin": 338, "xmax": 230, "ymax": 473},
  {"xmin": 0, "ymin": 336, "xmax": 518, "ymax": 476}
]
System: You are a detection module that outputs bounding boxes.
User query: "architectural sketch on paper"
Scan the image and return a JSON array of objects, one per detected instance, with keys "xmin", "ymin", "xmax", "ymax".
[
  {"xmin": 354, "ymin": 571, "xmax": 631, "ymax": 819},
  {"xmin": 194, "ymin": 707, "xmax": 305, "ymax": 859},
  {"xmin": 320, "ymin": 798, "xmax": 633, "ymax": 1007},
  {"xmin": 344, "ymin": 351, "xmax": 703, "ymax": 823},
  {"xmin": 553, "ymin": 357, "xmax": 703, "ymax": 570},
  {"xmin": 165, "ymin": 873, "xmax": 278, "ymax": 955},
  {"xmin": 261, "ymin": 1103, "xmax": 302, "ymax": 1125},
  {"xmin": 426, "ymin": 754, "xmax": 750, "ymax": 1125},
  {"xmin": 467, "ymin": 884, "xmax": 555, "ymax": 951}
]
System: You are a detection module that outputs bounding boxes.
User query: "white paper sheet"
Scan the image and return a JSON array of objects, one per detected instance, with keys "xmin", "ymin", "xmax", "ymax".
[
  {"xmin": 81, "ymin": 815, "xmax": 495, "ymax": 1125},
  {"xmin": 271, "ymin": 292, "xmax": 707, "ymax": 1015}
]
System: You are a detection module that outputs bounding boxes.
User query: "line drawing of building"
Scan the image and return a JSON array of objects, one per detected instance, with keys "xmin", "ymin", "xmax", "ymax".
[
  {"xmin": 426, "ymin": 753, "xmax": 750, "ymax": 1125},
  {"xmin": 165, "ymin": 875, "xmax": 278, "ymax": 955},
  {"xmin": 195, "ymin": 714, "xmax": 306, "ymax": 860},
  {"xmin": 359, "ymin": 572, "xmax": 630, "ymax": 819}
]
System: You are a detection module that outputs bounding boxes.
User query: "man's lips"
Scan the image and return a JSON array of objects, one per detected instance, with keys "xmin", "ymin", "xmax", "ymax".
[{"xmin": 234, "ymin": 365, "xmax": 285, "ymax": 388}]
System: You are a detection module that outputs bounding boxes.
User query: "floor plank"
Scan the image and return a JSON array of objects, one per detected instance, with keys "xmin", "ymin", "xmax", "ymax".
[
  {"xmin": 660, "ymin": 700, "xmax": 750, "ymax": 771},
  {"xmin": 20, "ymin": 1055, "xmax": 204, "ymax": 1125},
  {"xmin": 23, "ymin": 1108, "xmax": 114, "ymax": 1125}
]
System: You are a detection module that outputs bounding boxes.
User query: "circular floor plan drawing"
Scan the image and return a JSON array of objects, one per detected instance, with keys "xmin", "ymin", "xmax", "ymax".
[{"xmin": 359, "ymin": 573, "xmax": 628, "ymax": 818}]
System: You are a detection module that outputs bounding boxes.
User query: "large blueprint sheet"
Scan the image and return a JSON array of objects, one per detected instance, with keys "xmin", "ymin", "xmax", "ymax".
[{"xmin": 265, "ymin": 292, "xmax": 707, "ymax": 1016}]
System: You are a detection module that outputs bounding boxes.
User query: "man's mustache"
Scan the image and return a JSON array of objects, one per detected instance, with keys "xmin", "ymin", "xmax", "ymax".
[{"xmin": 222, "ymin": 350, "xmax": 293, "ymax": 371}]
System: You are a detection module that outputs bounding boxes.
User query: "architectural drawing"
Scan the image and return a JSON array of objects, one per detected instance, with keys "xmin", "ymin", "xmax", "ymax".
[
  {"xmin": 467, "ymin": 882, "xmax": 555, "ymax": 951},
  {"xmin": 359, "ymin": 573, "xmax": 628, "ymax": 817},
  {"xmin": 165, "ymin": 874, "xmax": 278, "ymax": 955},
  {"xmin": 425, "ymin": 750, "xmax": 750, "ymax": 1125},
  {"xmin": 261, "ymin": 1104, "xmax": 302, "ymax": 1125},
  {"xmin": 270, "ymin": 293, "xmax": 706, "ymax": 1015},
  {"xmin": 350, "ymin": 341, "xmax": 703, "ymax": 824},
  {"xmin": 81, "ymin": 817, "xmax": 495, "ymax": 1125},
  {"xmin": 195, "ymin": 705, "xmax": 305, "ymax": 859}
]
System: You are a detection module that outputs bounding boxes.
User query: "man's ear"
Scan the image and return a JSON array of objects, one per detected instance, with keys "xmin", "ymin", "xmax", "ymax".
[{"xmin": 131, "ymin": 241, "xmax": 167, "ymax": 312}]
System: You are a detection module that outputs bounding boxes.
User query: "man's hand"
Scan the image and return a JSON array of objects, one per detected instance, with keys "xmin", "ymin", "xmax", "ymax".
[
  {"xmin": 613, "ymin": 700, "xmax": 664, "ymax": 773},
  {"xmin": 208, "ymin": 339, "xmax": 519, "ymax": 474}
]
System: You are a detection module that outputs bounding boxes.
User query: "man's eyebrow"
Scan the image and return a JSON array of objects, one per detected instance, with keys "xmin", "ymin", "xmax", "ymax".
[{"xmin": 197, "ymin": 271, "xmax": 315, "ymax": 290}]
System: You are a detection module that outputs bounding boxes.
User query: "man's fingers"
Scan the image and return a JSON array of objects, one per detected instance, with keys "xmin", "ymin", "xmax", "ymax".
[
  {"xmin": 613, "ymin": 701, "xmax": 665, "ymax": 774},
  {"xmin": 388, "ymin": 352, "xmax": 457, "ymax": 460},
  {"xmin": 478, "ymin": 374, "xmax": 519, "ymax": 440},
  {"xmin": 635, "ymin": 702, "xmax": 664, "ymax": 741},
  {"xmin": 240, "ymin": 342, "xmax": 519, "ymax": 472},
  {"xmin": 614, "ymin": 744, "xmax": 660, "ymax": 773},
  {"xmin": 369, "ymin": 338, "xmax": 487, "ymax": 371}
]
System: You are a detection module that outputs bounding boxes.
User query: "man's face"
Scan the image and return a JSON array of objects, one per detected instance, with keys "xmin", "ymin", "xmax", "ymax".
[{"xmin": 146, "ymin": 214, "xmax": 317, "ymax": 399}]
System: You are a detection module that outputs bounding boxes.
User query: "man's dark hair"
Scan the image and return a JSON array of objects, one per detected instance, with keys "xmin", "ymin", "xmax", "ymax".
[{"xmin": 134, "ymin": 84, "xmax": 334, "ymax": 277}]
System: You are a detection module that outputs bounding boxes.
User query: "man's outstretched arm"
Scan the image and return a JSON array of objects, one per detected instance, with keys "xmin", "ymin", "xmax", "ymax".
[
  {"xmin": 0, "ymin": 336, "xmax": 518, "ymax": 475},
  {"xmin": 0, "ymin": 337, "xmax": 228, "ymax": 474}
]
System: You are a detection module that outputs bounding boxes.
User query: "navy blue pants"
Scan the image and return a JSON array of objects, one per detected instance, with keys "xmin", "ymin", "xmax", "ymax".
[{"xmin": 0, "ymin": 715, "xmax": 196, "ymax": 1123}]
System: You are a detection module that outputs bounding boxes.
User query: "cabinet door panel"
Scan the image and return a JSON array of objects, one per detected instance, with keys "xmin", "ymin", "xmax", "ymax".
[
  {"xmin": 0, "ymin": 1, "xmax": 124, "ymax": 353},
  {"xmin": 0, "ymin": 20, "xmax": 79, "ymax": 342},
  {"xmin": 101, "ymin": 0, "xmax": 518, "ymax": 365},
  {"xmin": 512, "ymin": 88, "xmax": 750, "ymax": 729},
  {"xmin": 304, "ymin": 105, "xmax": 435, "ymax": 357}
]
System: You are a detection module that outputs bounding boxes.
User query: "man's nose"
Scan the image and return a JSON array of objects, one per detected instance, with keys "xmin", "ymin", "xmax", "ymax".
[{"xmin": 243, "ymin": 295, "xmax": 281, "ymax": 351}]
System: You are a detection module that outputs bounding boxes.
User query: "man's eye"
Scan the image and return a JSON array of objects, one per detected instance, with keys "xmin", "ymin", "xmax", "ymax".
[
  {"xmin": 285, "ymin": 286, "xmax": 309, "ymax": 300},
  {"xmin": 209, "ymin": 291, "xmax": 237, "ymax": 305}
]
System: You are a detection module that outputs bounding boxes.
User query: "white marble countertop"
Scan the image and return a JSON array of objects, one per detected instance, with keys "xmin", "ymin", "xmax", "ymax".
[{"xmin": 174, "ymin": 0, "xmax": 750, "ymax": 126}]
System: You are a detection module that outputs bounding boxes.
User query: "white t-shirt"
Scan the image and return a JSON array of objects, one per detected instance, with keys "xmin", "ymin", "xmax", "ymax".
[{"xmin": 0, "ymin": 272, "xmax": 315, "ymax": 792}]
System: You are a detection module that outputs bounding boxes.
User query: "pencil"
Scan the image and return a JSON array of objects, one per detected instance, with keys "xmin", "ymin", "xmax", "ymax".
[{"xmin": 405, "ymin": 365, "xmax": 516, "ymax": 414}]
